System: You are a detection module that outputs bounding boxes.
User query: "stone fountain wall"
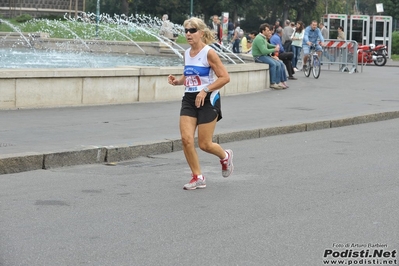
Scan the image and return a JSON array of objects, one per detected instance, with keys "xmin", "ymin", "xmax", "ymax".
[
  {"xmin": 0, "ymin": 63, "xmax": 269, "ymax": 109},
  {"xmin": 0, "ymin": 34, "xmax": 269, "ymax": 109}
]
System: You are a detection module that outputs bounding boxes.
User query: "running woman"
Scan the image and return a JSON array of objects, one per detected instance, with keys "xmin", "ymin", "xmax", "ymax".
[{"xmin": 167, "ymin": 17, "xmax": 234, "ymax": 190}]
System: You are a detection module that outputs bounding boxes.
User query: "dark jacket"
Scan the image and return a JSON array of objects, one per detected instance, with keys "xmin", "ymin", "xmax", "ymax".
[{"xmin": 209, "ymin": 22, "xmax": 222, "ymax": 42}]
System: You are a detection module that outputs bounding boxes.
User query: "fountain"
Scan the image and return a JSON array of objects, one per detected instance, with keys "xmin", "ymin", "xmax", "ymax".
[{"xmin": 0, "ymin": 14, "xmax": 269, "ymax": 109}]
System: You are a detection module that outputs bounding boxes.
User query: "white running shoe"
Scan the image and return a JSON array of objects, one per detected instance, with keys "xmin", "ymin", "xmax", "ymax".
[
  {"xmin": 220, "ymin": 149, "xmax": 234, "ymax": 178},
  {"xmin": 183, "ymin": 175, "xmax": 206, "ymax": 190}
]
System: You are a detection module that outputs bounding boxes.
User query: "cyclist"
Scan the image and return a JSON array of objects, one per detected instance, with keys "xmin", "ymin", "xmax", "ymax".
[{"xmin": 302, "ymin": 20, "xmax": 324, "ymax": 71}]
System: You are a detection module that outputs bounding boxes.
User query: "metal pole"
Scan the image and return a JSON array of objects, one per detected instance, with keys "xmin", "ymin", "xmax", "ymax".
[
  {"xmin": 190, "ymin": 0, "xmax": 193, "ymax": 17},
  {"xmin": 69, "ymin": 0, "xmax": 72, "ymax": 17},
  {"xmin": 96, "ymin": 0, "xmax": 100, "ymax": 37},
  {"xmin": 325, "ymin": 0, "xmax": 328, "ymax": 15}
]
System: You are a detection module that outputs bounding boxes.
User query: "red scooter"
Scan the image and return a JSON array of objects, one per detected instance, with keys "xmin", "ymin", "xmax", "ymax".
[{"xmin": 357, "ymin": 43, "xmax": 388, "ymax": 66}]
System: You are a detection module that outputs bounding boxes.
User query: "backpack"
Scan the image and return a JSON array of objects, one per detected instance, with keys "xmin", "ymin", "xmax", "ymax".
[{"xmin": 238, "ymin": 28, "xmax": 244, "ymax": 38}]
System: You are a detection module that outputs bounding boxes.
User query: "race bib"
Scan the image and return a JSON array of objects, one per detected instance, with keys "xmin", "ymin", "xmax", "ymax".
[{"xmin": 184, "ymin": 75, "xmax": 201, "ymax": 87}]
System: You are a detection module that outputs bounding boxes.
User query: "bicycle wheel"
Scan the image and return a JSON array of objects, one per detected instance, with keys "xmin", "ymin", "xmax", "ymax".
[
  {"xmin": 312, "ymin": 56, "xmax": 321, "ymax": 79},
  {"xmin": 303, "ymin": 60, "xmax": 311, "ymax": 77}
]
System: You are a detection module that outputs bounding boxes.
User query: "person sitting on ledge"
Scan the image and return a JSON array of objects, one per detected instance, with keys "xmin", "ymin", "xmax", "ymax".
[
  {"xmin": 270, "ymin": 27, "xmax": 297, "ymax": 80},
  {"xmin": 252, "ymin": 23, "xmax": 286, "ymax": 90}
]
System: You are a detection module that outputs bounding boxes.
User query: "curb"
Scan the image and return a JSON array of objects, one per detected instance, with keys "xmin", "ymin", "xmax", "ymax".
[{"xmin": 1, "ymin": 111, "xmax": 399, "ymax": 175}]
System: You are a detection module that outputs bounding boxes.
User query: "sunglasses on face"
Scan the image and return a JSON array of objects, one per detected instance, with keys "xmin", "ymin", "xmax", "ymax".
[{"xmin": 184, "ymin": 28, "xmax": 198, "ymax": 34}]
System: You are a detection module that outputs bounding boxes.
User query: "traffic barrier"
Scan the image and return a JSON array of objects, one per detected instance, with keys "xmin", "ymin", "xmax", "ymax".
[{"xmin": 320, "ymin": 39, "xmax": 358, "ymax": 74}]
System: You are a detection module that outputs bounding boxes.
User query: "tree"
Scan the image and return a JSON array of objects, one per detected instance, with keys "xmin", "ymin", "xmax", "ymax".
[
  {"xmin": 382, "ymin": 0, "xmax": 399, "ymax": 20},
  {"xmin": 155, "ymin": 0, "xmax": 187, "ymax": 22},
  {"xmin": 290, "ymin": 0, "xmax": 319, "ymax": 24},
  {"xmin": 120, "ymin": 0, "xmax": 129, "ymax": 15}
]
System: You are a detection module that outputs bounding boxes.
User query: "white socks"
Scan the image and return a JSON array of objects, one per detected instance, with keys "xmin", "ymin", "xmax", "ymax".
[{"xmin": 223, "ymin": 151, "xmax": 228, "ymax": 161}]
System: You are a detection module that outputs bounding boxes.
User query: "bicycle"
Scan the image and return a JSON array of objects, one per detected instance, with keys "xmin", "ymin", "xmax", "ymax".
[{"xmin": 303, "ymin": 43, "xmax": 321, "ymax": 79}]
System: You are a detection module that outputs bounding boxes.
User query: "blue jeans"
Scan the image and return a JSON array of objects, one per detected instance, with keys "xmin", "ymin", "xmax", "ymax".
[
  {"xmin": 277, "ymin": 60, "xmax": 287, "ymax": 81},
  {"xmin": 302, "ymin": 43, "xmax": 322, "ymax": 54},
  {"xmin": 291, "ymin": 45, "xmax": 302, "ymax": 68},
  {"xmin": 322, "ymin": 48, "xmax": 335, "ymax": 62},
  {"xmin": 233, "ymin": 39, "xmax": 240, "ymax": 53},
  {"xmin": 254, "ymin": 55, "xmax": 281, "ymax": 84},
  {"xmin": 228, "ymin": 31, "xmax": 234, "ymax": 42}
]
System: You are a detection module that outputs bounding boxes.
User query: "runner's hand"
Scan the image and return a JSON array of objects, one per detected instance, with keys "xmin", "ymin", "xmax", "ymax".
[
  {"xmin": 196, "ymin": 90, "xmax": 207, "ymax": 108},
  {"xmin": 168, "ymin": 75, "xmax": 179, "ymax": 86}
]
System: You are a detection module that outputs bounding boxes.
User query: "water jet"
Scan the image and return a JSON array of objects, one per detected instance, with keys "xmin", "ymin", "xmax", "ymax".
[{"xmin": 0, "ymin": 15, "xmax": 269, "ymax": 109}]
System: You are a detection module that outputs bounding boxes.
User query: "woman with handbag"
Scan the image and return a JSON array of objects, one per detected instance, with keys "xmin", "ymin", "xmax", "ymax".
[{"xmin": 291, "ymin": 21, "xmax": 304, "ymax": 72}]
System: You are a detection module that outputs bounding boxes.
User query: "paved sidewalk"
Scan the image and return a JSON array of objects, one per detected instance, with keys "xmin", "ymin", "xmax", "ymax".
[{"xmin": 1, "ymin": 61, "xmax": 399, "ymax": 174}]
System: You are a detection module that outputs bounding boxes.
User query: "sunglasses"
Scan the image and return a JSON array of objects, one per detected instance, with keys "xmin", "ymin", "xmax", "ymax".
[{"xmin": 184, "ymin": 28, "xmax": 198, "ymax": 34}]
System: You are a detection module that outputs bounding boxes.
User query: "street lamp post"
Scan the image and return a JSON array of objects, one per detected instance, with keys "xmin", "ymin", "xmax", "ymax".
[
  {"xmin": 190, "ymin": 0, "xmax": 193, "ymax": 17},
  {"xmin": 96, "ymin": 0, "xmax": 100, "ymax": 37}
]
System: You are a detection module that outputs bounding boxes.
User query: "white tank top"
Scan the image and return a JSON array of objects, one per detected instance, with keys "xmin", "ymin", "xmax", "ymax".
[{"xmin": 184, "ymin": 45, "xmax": 216, "ymax": 93}]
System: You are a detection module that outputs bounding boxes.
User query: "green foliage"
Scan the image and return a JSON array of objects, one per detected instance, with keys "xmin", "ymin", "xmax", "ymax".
[
  {"xmin": 0, "ymin": 21, "xmax": 13, "ymax": 31},
  {"xmin": 15, "ymin": 14, "xmax": 33, "ymax": 23},
  {"xmin": 382, "ymin": 0, "xmax": 399, "ymax": 20},
  {"xmin": 171, "ymin": 13, "xmax": 189, "ymax": 25},
  {"xmin": 38, "ymin": 14, "xmax": 66, "ymax": 20},
  {"xmin": 240, "ymin": 17, "xmax": 267, "ymax": 33},
  {"xmin": 392, "ymin": 31, "xmax": 399, "ymax": 55},
  {"xmin": 0, "ymin": 18, "xmax": 20, "ymax": 31}
]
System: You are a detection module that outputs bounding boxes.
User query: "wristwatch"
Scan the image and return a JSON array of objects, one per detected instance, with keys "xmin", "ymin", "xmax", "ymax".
[{"xmin": 203, "ymin": 87, "xmax": 210, "ymax": 93}]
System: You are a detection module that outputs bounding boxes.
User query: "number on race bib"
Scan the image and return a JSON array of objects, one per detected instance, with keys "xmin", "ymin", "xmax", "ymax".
[{"xmin": 184, "ymin": 75, "xmax": 201, "ymax": 87}]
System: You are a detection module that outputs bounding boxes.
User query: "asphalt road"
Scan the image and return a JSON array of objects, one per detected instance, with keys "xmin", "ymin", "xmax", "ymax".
[{"xmin": 1, "ymin": 118, "xmax": 398, "ymax": 266}]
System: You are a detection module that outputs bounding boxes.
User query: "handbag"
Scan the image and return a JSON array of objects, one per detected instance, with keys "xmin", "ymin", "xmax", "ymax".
[{"xmin": 283, "ymin": 40, "xmax": 292, "ymax": 52}]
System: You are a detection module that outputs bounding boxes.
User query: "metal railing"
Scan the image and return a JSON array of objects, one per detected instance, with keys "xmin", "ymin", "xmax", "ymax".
[{"xmin": 320, "ymin": 39, "xmax": 358, "ymax": 74}]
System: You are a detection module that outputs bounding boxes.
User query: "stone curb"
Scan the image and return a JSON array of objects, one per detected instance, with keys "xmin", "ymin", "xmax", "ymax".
[{"xmin": 1, "ymin": 111, "xmax": 399, "ymax": 175}]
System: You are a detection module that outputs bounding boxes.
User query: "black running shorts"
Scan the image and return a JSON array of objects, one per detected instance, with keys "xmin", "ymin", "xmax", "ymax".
[{"xmin": 180, "ymin": 92, "xmax": 222, "ymax": 124}]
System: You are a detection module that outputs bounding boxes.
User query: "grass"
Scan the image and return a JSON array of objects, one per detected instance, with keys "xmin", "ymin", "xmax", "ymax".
[
  {"xmin": 391, "ymin": 54, "xmax": 399, "ymax": 61},
  {"xmin": 0, "ymin": 18, "xmax": 186, "ymax": 43}
]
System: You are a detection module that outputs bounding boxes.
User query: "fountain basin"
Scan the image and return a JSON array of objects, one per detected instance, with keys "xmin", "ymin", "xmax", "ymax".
[
  {"xmin": 0, "ymin": 63, "xmax": 269, "ymax": 109},
  {"xmin": 0, "ymin": 33, "xmax": 268, "ymax": 109},
  {"xmin": 0, "ymin": 48, "xmax": 184, "ymax": 68},
  {"xmin": 0, "ymin": 32, "xmax": 184, "ymax": 58}
]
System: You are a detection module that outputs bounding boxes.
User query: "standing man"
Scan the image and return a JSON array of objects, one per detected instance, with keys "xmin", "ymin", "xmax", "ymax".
[
  {"xmin": 282, "ymin": 19, "xmax": 294, "ymax": 50},
  {"xmin": 273, "ymin": 20, "xmax": 281, "ymax": 33},
  {"xmin": 209, "ymin": 15, "xmax": 222, "ymax": 45},
  {"xmin": 227, "ymin": 19, "xmax": 234, "ymax": 42},
  {"xmin": 319, "ymin": 22, "xmax": 329, "ymax": 62},
  {"xmin": 159, "ymin": 14, "xmax": 175, "ymax": 41},
  {"xmin": 319, "ymin": 22, "xmax": 328, "ymax": 40},
  {"xmin": 303, "ymin": 20, "xmax": 325, "ymax": 71},
  {"xmin": 231, "ymin": 22, "xmax": 242, "ymax": 53}
]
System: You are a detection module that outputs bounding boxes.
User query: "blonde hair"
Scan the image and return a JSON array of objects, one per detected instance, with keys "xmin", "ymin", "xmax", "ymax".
[{"xmin": 183, "ymin": 17, "xmax": 215, "ymax": 45}]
